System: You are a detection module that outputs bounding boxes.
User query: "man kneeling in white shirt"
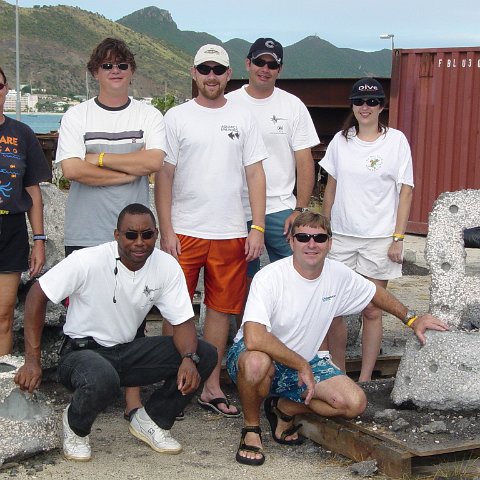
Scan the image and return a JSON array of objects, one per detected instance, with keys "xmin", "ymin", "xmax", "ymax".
[
  {"xmin": 15, "ymin": 203, "xmax": 216, "ymax": 461},
  {"xmin": 227, "ymin": 211, "xmax": 448, "ymax": 466}
]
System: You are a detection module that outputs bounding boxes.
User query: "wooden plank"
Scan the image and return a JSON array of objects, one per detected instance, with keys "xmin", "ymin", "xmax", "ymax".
[
  {"xmin": 298, "ymin": 414, "xmax": 480, "ymax": 479},
  {"xmin": 298, "ymin": 414, "xmax": 412, "ymax": 478},
  {"xmin": 413, "ymin": 456, "xmax": 480, "ymax": 476},
  {"xmin": 346, "ymin": 355, "xmax": 401, "ymax": 377},
  {"xmin": 333, "ymin": 417, "xmax": 480, "ymax": 457}
]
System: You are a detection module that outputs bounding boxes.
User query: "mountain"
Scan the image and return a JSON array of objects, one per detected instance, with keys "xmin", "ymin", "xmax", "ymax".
[
  {"xmin": 117, "ymin": 6, "xmax": 391, "ymax": 79},
  {"xmin": 0, "ymin": 2, "xmax": 391, "ymax": 101},
  {"xmin": 117, "ymin": 7, "xmax": 219, "ymax": 57},
  {"xmin": 0, "ymin": 1, "xmax": 193, "ymax": 99},
  {"xmin": 282, "ymin": 36, "xmax": 391, "ymax": 78}
]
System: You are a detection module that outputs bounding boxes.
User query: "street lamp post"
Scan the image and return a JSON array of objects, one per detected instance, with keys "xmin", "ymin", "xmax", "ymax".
[
  {"xmin": 15, "ymin": 0, "xmax": 21, "ymax": 120},
  {"xmin": 380, "ymin": 33, "xmax": 395, "ymax": 51}
]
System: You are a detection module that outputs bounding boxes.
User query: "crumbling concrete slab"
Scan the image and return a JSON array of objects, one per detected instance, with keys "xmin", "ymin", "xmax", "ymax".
[
  {"xmin": 391, "ymin": 331, "xmax": 480, "ymax": 410},
  {"xmin": 425, "ymin": 189, "xmax": 480, "ymax": 329},
  {"xmin": 0, "ymin": 355, "xmax": 59, "ymax": 467},
  {"xmin": 394, "ymin": 190, "xmax": 480, "ymax": 410}
]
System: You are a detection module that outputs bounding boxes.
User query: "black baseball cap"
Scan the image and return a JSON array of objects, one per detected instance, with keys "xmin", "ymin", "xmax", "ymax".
[
  {"xmin": 247, "ymin": 38, "xmax": 283, "ymax": 65},
  {"xmin": 349, "ymin": 78, "xmax": 385, "ymax": 100}
]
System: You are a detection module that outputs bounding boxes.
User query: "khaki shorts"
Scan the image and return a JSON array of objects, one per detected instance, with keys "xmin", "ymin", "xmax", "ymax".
[
  {"xmin": 329, "ymin": 233, "xmax": 402, "ymax": 280},
  {"xmin": 177, "ymin": 235, "xmax": 247, "ymax": 314}
]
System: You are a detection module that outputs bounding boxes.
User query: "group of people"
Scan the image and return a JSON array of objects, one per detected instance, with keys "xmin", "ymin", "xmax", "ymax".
[{"xmin": 2, "ymin": 36, "xmax": 449, "ymax": 467}]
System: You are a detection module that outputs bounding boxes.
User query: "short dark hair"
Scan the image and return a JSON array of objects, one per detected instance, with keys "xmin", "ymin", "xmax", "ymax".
[
  {"xmin": 87, "ymin": 38, "xmax": 136, "ymax": 76},
  {"xmin": 0, "ymin": 67, "xmax": 7, "ymax": 84},
  {"xmin": 117, "ymin": 203, "xmax": 156, "ymax": 230},
  {"xmin": 291, "ymin": 211, "xmax": 332, "ymax": 237}
]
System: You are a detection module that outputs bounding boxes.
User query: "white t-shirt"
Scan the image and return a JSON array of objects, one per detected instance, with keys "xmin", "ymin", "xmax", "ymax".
[
  {"xmin": 320, "ymin": 127, "xmax": 414, "ymax": 238},
  {"xmin": 39, "ymin": 242, "xmax": 193, "ymax": 347},
  {"xmin": 227, "ymin": 86, "xmax": 319, "ymax": 220},
  {"xmin": 164, "ymin": 99, "xmax": 267, "ymax": 239},
  {"xmin": 234, "ymin": 256, "xmax": 376, "ymax": 361},
  {"xmin": 56, "ymin": 97, "xmax": 166, "ymax": 246}
]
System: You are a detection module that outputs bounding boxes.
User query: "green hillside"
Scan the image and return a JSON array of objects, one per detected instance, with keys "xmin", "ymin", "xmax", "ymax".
[
  {"xmin": 0, "ymin": 1, "xmax": 193, "ymax": 99},
  {"xmin": 118, "ymin": 6, "xmax": 392, "ymax": 79},
  {"xmin": 0, "ymin": 1, "xmax": 391, "ymax": 101}
]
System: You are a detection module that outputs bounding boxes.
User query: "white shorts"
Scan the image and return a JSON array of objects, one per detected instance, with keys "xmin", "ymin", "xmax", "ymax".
[{"xmin": 329, "ymin": 234, "xmax": 402, "ymax": 281}]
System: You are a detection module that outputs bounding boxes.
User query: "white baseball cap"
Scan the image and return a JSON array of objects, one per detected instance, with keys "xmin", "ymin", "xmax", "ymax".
[{"xmin": 193, "ymin": 44, "xmax": 230, "ymax": 67}]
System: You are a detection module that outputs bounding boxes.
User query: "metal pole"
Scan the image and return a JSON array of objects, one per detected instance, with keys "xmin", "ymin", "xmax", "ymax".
[{"xmin": 15, "ymin": 0, "xmax": 21, "ymax": 120}]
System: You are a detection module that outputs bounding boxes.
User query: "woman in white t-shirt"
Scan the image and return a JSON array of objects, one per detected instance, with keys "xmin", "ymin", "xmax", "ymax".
[{"xmin": 319, "ymin": 77, "xmax": 414, "ymax": 381}]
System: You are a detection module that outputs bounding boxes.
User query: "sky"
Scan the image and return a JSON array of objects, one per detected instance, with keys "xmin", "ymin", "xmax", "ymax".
[{"xmin": 6, "ymin": 0, "xmax": 480, "ymax": 52}]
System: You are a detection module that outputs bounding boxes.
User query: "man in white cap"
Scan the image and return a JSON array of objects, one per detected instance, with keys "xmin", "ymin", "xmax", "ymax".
[
  {"xmin": 155, "ymin": 44, "xmax": 267, "ymax": 417},
  {"xmin": 227, "ymin": 37, "xmax": 319, "ymax": 284}
]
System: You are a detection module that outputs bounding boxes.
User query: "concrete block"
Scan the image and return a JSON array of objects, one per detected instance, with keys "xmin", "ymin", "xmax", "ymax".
[
  {"xmin": 392, "ymin": 330, "xmax": 480, "ymax": 411},
  {"xmin": 425, "ymin": 190, "xmax": 480, "ymax": 329},
  {"xmin": 0, "ymin": 355, "xmax": 59, "ymax": 466}
]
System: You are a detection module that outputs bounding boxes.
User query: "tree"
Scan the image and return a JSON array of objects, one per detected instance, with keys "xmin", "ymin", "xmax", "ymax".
[{"xmin": 152, "ymin": 93, "xmax": 176, "ymax": 115}]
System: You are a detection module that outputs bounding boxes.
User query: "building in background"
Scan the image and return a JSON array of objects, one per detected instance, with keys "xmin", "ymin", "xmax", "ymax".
[{"xmin": 4, "ymin": 90, "xmax": 39, "ymax": 112}]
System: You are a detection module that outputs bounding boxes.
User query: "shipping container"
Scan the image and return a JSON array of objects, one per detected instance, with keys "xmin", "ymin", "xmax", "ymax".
[{"xmin": 389, "ymin": 47, "xmax": 480, "ymax": 234}]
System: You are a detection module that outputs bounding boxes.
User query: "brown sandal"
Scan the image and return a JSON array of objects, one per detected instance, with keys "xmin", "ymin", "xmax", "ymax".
[
  {"xmin": 264, "ymin": 396, "xmax": 304, "ymax": 445},
  {"xmin": 235, "ymin": 426, "xmax": 265, "ymax": 466}
]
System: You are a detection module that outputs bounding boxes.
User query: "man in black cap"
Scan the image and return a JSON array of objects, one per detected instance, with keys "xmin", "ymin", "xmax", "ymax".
[{"xmin": 227, "ymin": 37, "xmax": 319, "ymax": 286}]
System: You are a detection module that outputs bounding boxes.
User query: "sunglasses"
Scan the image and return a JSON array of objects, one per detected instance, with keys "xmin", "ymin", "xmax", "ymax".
[
  {"xmin": 251, "ymin": 58, "xmax": 281, "ymax": 70},
  {"xmin": 195, "ymin": 64, "xmax": 229, "ymax": 75},
  {"xmin": 293, "ymin": 233, "xmax": 330, "ymax": 243},
  {"xmin": 352, "ymin": 98, "xmax": 382, "ymax": 107},
  {"xmin": 100, "ymin": 63, "xmax": 130, "ymax": 71},
  {"xmin": 121, "ymin": 229, "xmax": 156, "ymax": 240}
]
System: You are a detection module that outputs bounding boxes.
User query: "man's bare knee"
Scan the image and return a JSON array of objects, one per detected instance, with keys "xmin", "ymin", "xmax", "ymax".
[
  {"xmin": 362, "ymin": 302, "xmax": 382, "ymax": 321},
  {"xmin": 238, "ymin": 350, "xmax": 273, "ymax": 384},
  {"xmin": 338, "ymin": 387, "xmax": 367, "ymax": 418}
]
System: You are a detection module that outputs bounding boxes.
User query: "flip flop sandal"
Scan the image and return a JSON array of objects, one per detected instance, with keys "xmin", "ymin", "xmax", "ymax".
[
  {"xmin": 264, "ymin": 396, "xmax": 304, "ymax": 445},
  {"xmin": 235, "ymin": 426, "xmax": 265, "ymax": 466},
  {"xmin": 197, "ymin": 397, "xmax": 242, "ymax": 418},
  {"xmin": 175, "ymin": 410, "xmax": 185, "ymax": 421}
]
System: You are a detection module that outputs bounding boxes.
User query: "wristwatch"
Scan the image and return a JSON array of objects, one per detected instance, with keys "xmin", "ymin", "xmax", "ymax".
[
  {"xmin": 33, "ymin": 234, "xmax": 48, "ymax": 241},
  {"xmin": 294, "ymin": 207, "xmax": 309, "ymax": 213},
  {"xmin": 402, "ymin": 309, "xmax": 417, "ymax": 325},
  {"xmin": 182, "ymin": 352, "xmax": 200, "ymax": 364}
]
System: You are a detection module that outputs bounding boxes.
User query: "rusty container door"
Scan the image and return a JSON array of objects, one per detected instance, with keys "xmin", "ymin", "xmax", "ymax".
[{"xmin": 389, "ymin": 48, "xmax": 480, "ymax": 234}]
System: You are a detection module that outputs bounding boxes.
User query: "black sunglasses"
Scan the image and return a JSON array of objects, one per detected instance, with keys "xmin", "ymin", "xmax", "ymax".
[
  {"xmin": 293, "ymin": 233, "xmax": 330, "ymax": 244},
  {"xmin": 101, "ymin": 63, "xmax": 130, "ymax": 71},
  {"xmin": 121, "ymin": 229, "xmax": 156, "ymax": 240},
  {"xmin": 0, "ymin": 83, "xmax": 6, "ymax": 90},
  {"xmin": 352, "ymin": 98, "xmax": 382, "ymax": 107},
  {"xmin": 195, "ymin": 64, "xmax": 229, "ymax": 75},
  {"xmin": 251, "ymin": 58, "xmax": 281, "ymax": 70}
]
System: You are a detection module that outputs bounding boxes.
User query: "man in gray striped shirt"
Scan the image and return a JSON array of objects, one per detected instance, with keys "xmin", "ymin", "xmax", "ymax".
[{"xmin": 56, "ymin": 37, "xmax": 166, "ymax": 252}]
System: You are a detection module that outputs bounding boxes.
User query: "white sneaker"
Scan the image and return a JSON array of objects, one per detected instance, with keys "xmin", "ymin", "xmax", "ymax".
[
  {"xmin": 62, "ymin": 405, "xmax": 91, "ymax": 461},
  {"xmin": 129, "ymin": 407, "xmax": 182, "ymax": 454}
]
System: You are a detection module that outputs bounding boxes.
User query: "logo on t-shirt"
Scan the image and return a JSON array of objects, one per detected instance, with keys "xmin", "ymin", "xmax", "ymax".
[
  {"xmin": 221, "ymin": 125, "xmax": 240, "ymax": 140},
  {"xmin": 365, "ymin": 155, "xmax": 383, "ymax": 171},
  {"xmin": 322, "ymin": 295, "xmax": 336, "ymax": 302},
  {"xmin": 270, "ymin": 115, "xmax": 287, "ymax": 135}
]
